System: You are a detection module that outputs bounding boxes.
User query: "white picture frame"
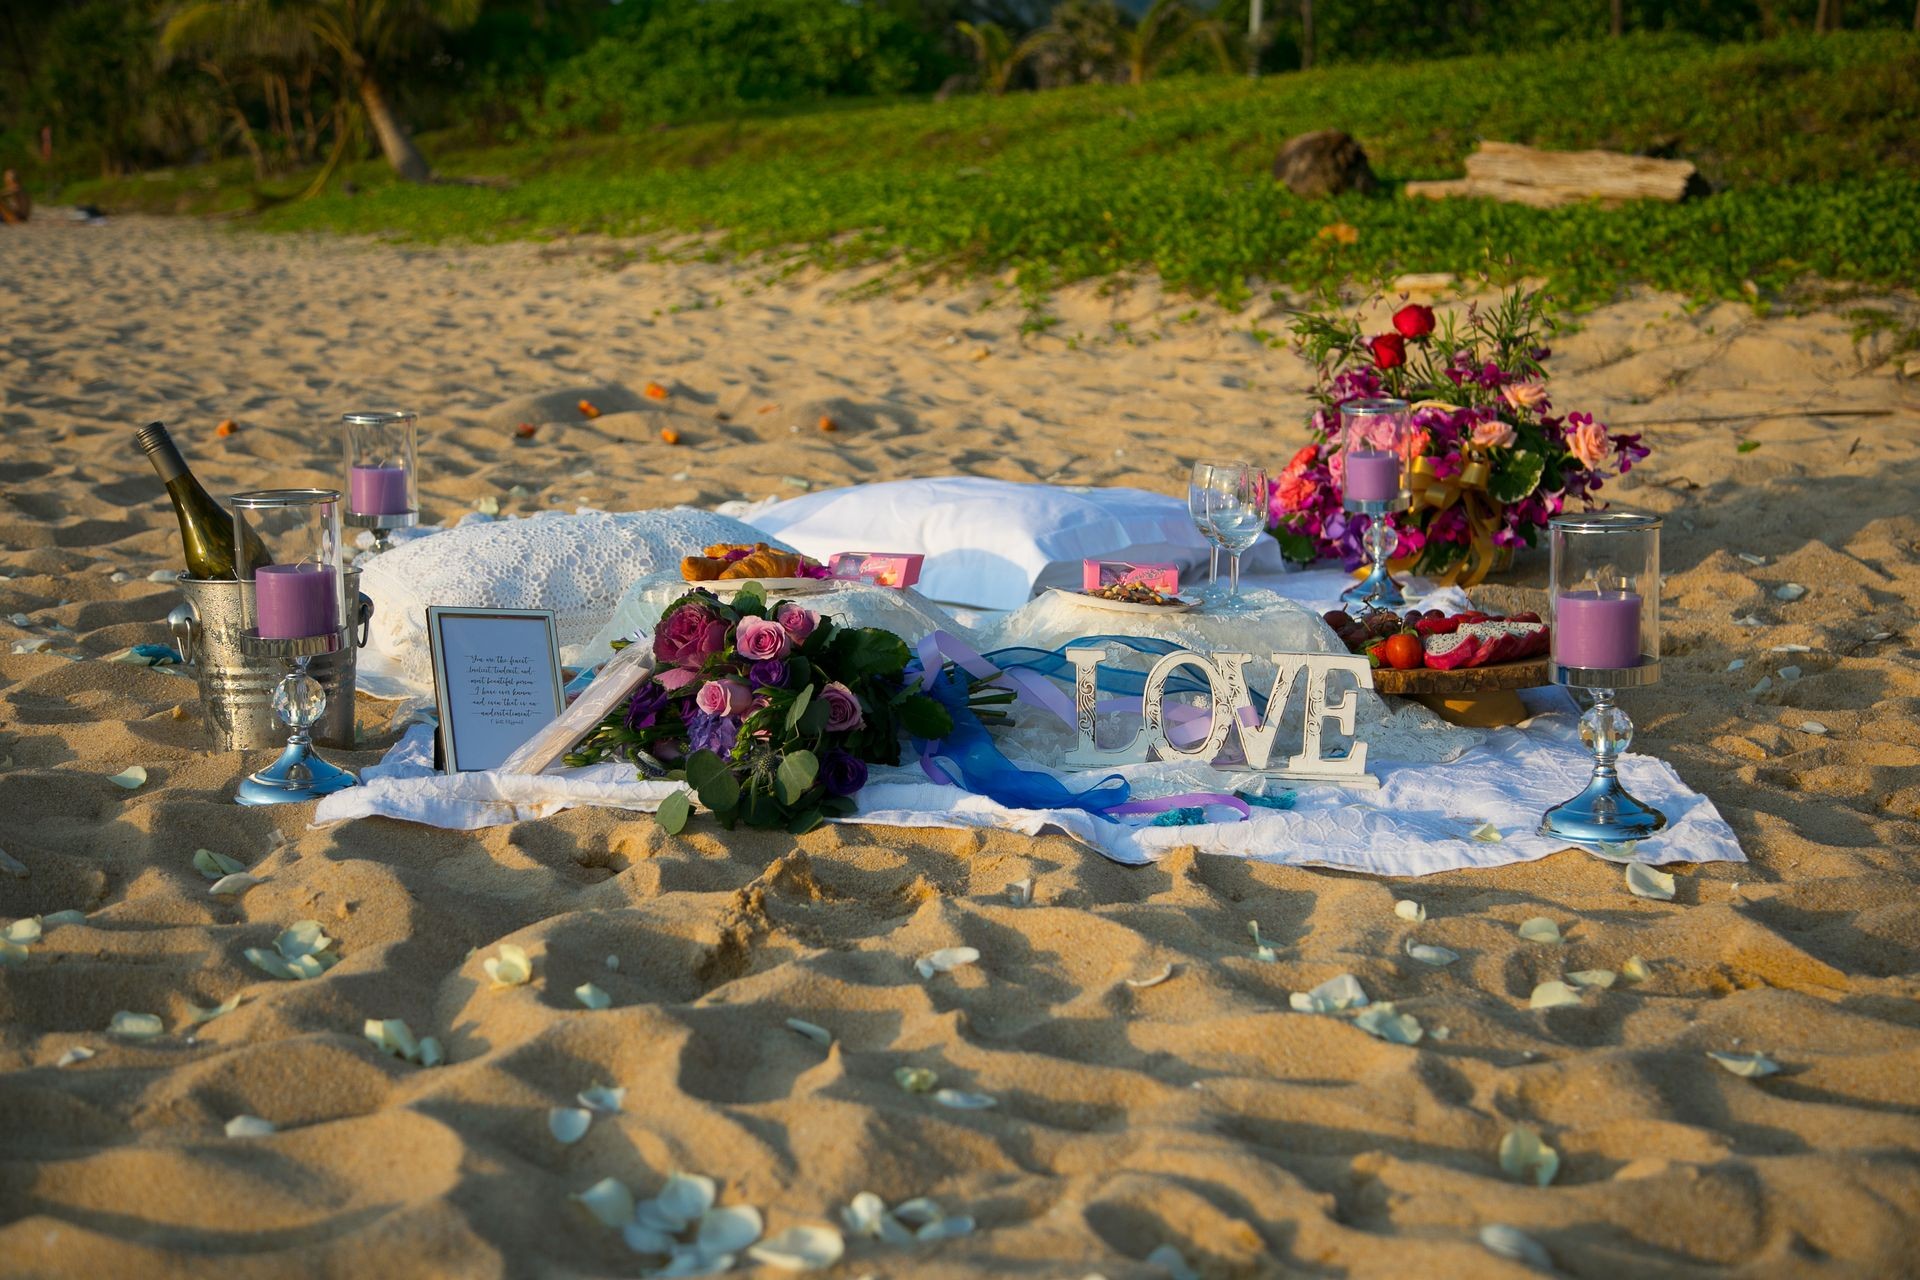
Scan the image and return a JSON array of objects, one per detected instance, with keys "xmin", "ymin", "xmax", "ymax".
[{"xmin": 427, "ymin": 606, "xmax": 565, "ymax": 774}]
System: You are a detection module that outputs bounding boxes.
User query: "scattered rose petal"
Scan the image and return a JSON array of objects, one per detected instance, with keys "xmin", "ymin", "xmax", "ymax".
[
  {"xmin": 208, "ymin": 872, "xmax": 262, "ymax": 897},
  {"xmin": 1145, "ymin": 1244, "xmax": 1201, "ymax": 1280},
  {"xmin": 643, "ymin": 1249, "xmax": 731, "ymax": 1278},
  {"xmin": 894, "ymin": 1066, "xmax": 938, "ymax": 1093},
  {"xmin": 418, "ymin": 1036, "xmax": 445, "ymax": 1067},
  {"xmin": 573, "ymin": 1177, "xmax": 636, "ymax": 1229},
  {"xmin": 57, "ymin": 1046, "xmax": 96, "ymax": 1067},
  {"xmin": 1727, "ymin": 658, "xmax": 1746, "ymax": 671},
  {"xmin": 933, "ymin": 1089, "xmax": 997, "ymax": 1110},
  {"xmin": 4, "ymin": 918, "xmax": 41, "ymax": 945},
  {"xmin": 1289, "ymin": 973, "xmax": 1368, "ymax": 1014},
  {"xmin": 747, "ymin": 1224, "xmax": 846, "ymax": 1272},
  {"xmin": 841, "ymin": 1192, "xmax": 887, "ymax": 1237},
  {"xmin": 1499, "ymin": 1125, "xmax": 1560, "ymax": 1186},
  {"xmin": 0, "ymin": 847, "xmax": 29, "ymax": 877},
  {"xmin": 1405, "ymin": 940, "xmax": 1458, "ymax": 967},
  {"xmin": 41, "ymin": 909, "xmax": 86, "ymax": 928},
  {"xmin": 549, "ymin": 1107, "xmax": 592, "ymax": 1144},
  {"xmin": 656, "ymin": 1173, "xmax": 718, "ymax": 1227},
  {"xmin": 891, "ymin": 1197, "xmax": 943, "ymax": 1226},
  {"xmin": 1799, "ymin": 720, "xmax": 1830, "ymax": 735},
  {"xmin": 107, "ymin": 766, "xmax": 147, "ymax": 790},
  {"xmin": 1247, "ymin": 920, "xmax": 1278, "ymax": 962},
  {"xmin": 624, "ymin": 1222, "xmax": 677, "ymax": 1256},
  {"xmin": 1353, "ymin": 1003, "xmax": 1424, "ymax": 1045},
  {"xmin": 1772, "ymin": 643, "xmax": 1812, "ymax": 653},
  {"xmin": 1469, "ymin": 821, "xmax": 1503, "ymax": 843},
  {"xmin": 1582, "ymin": 840, "xmax": 1642, "ymax": 863},
  {"xmin": 1006, "ymin": 877, "xmax": 1033, "ymax": 906},
  {"xmin": 1393, "ymin": 898, "xmax": 1426, "ymax": 922},
  {"xmin": 1621, "ymin": 955, "xmax": 1652, "ymax": 983},
  {"xmin": 186, "ymin": 993, "xmax": 244, "ymax": 1025},
  {"xmin": 1517, "ymin": 917, "xmax": 1563, "ymax": 945},
  {"xmin": 785, "ymin": 1017, "xmax": 833, "ymax": 1047},
  {"xmin": 483, "ymin": 943, "xmax": 533, "ymax": 987},
  {"xmin": 109, "ymin": 1011, "xmax": 163, "ymax": 1039},
  {"xmin": 0, "ymin": 938, "xmax": 28, "ymax": 966},
  {"xmin": 193, "ymin": 848, "xmax": 246, "ymax": 879},
  {"xmin": 224, "ymin": 1115, "xmax": 276, "ymax": 1138},
  {"xmin": 1774, "ymin": 583, "xmax": 1806, "ymax": 601},
  {"xmin": 1567, "ymin": 969, "xmax": 1617, "ymax": 989},
  {"xmin": 363, "ymin": 1017, "xmax": 419, "ymax": 1061},
  {"xmin": 1736, "ymin": 552, "xmax": 1767, "ymax": 566},
  {"xmin": 697, "ymin": 1205, "xmax": 764, "ymax": 1256},
  {"xmin": 914, "ymin": 946, "xmax": 980, "ymax": 980},
  {"xmin": 1750, "ymin": 676, "xmax": 1774, "ymax": 695},
  {"xmin": 1708, "ymin": 1049, "xmax": 1781, "ymax": 1078},
  {"xmin": 276, "ymin": 920, "xmax": 330, "ymax": 959},
  {"xmin": 1778, "ymin": 665, "xmax": 1802, "ymax": 681},
  {"xmin": 1479, "ymin": 1224, "xmax": 1553, "ymax": 1269},
  {"xmin": 606, "ymin": 954, "xmax": 620, "ymax": 970},
  {"xmin": 1626, "ymin": 862, "xmax": 1677, "ymax": 901},
  {"xmin": 918, "ymin": 1215, "xmax": 976, "ymax": 1241},
  {"xmin": 1124, "ymin": 962, "xmax": 1176, "ymax": 989},
  {"xmin": 1529, "ymin": 980, "xmax": 1583, "ymax": 1010},
  {"xmin": 578, "ymin": 1085, "xmax": 625, "ymax": 1113},
  {"xmin": 575, "ymin": 982, "xmax": 612, "ymax": 1010}
]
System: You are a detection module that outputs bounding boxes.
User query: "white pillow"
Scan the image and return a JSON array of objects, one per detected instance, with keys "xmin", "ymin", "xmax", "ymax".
[
  {"xmin": 357, "ymin": 509, "xmax": 789, "ymax": 696},
  {"xmin": 745, "ymin": 477, "xmax": 1283, "ymax": 611}
]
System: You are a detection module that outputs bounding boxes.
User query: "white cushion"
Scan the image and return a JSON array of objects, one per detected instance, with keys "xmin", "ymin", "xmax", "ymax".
[{"xmin": 745, "ymin": 477, "xmax": 1284, "ymax": 611}]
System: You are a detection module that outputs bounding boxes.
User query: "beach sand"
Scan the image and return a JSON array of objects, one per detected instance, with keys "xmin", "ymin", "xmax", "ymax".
[{"xmin": 2, "ymin": 217, "xmax": 1919, "ymax": 1278}]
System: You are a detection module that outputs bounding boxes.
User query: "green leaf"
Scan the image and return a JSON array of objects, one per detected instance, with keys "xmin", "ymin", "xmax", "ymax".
[
  {"xmin": 684, "ymin": 750, "xmax": 740, "ymax": 813},
  {"xmin": 832, "ymin": 627, "xmax": 911, "ymax": 678},
  {"xmin": 655, "ymin": 791, "xmax": 692, "ymax": 835},
  {"xmin": 799, "ymin": 699, "xmax": 829, "ymax": 735},
  {"xmin": 1488, "ymin": 449, "xmax": 1546, "ymax": 504},
  {"xmin": 785, "ymin": 684, "xmax": 813, "ymax": 733},
  {"xmin": 788, "ymin": 809, "xmax": 824, "ymax": 835},
  {"xmin": 733, "ymin": 582, "xmax": 767, "ymax": 612},
  {"xmin": 897, "ymin": 694, "xmax": 954, "ymax": 741},
  {"xmin": 775, "ymin": 750, "xmax": 819, "ymax": 805},
  {"xmin": 1271, "ymin": 529, "xmax": 1318, "ymax": 565},
  {"xmin": 819, "ymin": 795, "xmax": 858, "ymax": 817},
  {"xmin": 1736, "ymin": 440, "xmax": 1761, "ymax": 454}
]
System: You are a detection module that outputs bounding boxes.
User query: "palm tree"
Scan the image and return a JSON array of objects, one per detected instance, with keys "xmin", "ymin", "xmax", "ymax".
[
  {"xmin": 953, "ymin": 18, "xmax": 1055, "ymax": 94},
  {"xmin": 162, "ymin": 0, "xmax": 481, "ymax": 183},
  {"xmin": 1117, "ymin": 0, "xmax": 1233, "ymax": 85}
]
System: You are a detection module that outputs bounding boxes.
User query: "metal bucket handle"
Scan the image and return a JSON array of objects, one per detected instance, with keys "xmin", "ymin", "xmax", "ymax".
[
  {"xmin": 354, "ymin": 592, "xmax": 374, "ymax": 648},
  {"xmin": 166, "ymin": 589, "xmax": 372, "ymax": 668}
]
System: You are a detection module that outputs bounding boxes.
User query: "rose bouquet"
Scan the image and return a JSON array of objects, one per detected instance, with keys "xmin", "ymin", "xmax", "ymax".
[
  {"xmin": 1270, "ymin": 289, "xmax": 1650, "ymax": 585},
  {"xmin": 565, "ymin": 585, "xmax": 954, "ymax": 834}
]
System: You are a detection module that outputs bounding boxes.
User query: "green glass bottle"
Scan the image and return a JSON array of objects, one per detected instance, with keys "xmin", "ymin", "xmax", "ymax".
[{"xmin": 134, "ymin": 421, "xmax": 268, "ymax": 580}]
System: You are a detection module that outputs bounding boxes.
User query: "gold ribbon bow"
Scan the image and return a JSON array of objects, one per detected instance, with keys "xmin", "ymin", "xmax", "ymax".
[{"xmin": 1409, "ymin": 454, "xmax": 1501, "ymax": 587}]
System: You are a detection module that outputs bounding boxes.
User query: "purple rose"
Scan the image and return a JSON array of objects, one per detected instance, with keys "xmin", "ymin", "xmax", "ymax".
[
  {"xmin": 654, "ymin": 603, "xmax": 728, "ymax": 670},
  {"xmin": 624, "ymin": 681, "xmax": 672, "ymax": 731},
  {"xmin": 735, "ymin": 614, "xmax": 790, "ymax": 661},
  {"xmin": 749, "ymin": 658, "xmax": 790, "ymax": 689},
  {"xmin": 821, "ymin": 749, "xmax": 868, "ymax": 797},
  {"xmin": 695, "ymin": 677, "xmax": 751, "ymax": 718},
  {"xmin": 775, "ymin": 602, "xmax": 818, "ymax": 645},
  {"xmin": 819, "ymin": 680, "xmax": 864, "ymax": 732},
  {"xmin": 686, "ymin": 708, "xmax": 739, "ymax": 756}
]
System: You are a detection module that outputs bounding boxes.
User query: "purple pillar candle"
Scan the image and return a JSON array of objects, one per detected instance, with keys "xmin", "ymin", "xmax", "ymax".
[
  {"xmin": 1555, "ymin": 590, "xmax": 1643, "ymax": 668},
  {"xmin": 1345, "ymin": 451, "xmax": 1401, "ymax": 503},
  {"xmin": 255, "ymin": 564, "xmax": 339, "ymax": 639},
  {"xmin": 349, "ymin": 464, "xmax": 411, "ymax": 516}
]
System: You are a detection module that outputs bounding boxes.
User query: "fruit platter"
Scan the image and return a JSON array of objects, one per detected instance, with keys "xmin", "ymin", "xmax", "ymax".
[{"xmin": 1324, "ymin": 607, "xmax": 1552, "ymax": 699}]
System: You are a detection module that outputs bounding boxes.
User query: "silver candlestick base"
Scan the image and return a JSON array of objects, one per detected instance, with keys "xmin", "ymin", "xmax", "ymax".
[
  {"xmin": 235, "ymin": 630, "xmax": 358, "ymax": 806},
  {"xmin": 345, "ymin": 509, "xmax": 418, "ymax": 556},
  {"xmin": 1340, "ymin": 497, "xmax": 1409, "ymax": 612},
  {"xmin": 1540, "ymin": 663, "xmax": 1666, "ymax": 844}
]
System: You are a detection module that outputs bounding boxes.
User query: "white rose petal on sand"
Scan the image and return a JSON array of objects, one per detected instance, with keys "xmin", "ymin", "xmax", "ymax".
[
  {"xmin": 747, "ymin": 1224, "xmax": 845, "ymax": 1272},
  {"xmin": 914, "ymin": 946, "xmax": 980, "ymax": 980}
]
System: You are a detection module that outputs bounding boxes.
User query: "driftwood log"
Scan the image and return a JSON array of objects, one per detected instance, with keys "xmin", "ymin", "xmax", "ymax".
[{"xmin": 1405, "ymin": 141, "xmax": 1696, "ymax": 209}]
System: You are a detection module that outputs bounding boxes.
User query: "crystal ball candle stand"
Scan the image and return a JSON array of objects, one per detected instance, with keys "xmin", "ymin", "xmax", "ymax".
[{"xmin": 1337, "ymin": 398, "xmax": 1413, "ymax": 613}]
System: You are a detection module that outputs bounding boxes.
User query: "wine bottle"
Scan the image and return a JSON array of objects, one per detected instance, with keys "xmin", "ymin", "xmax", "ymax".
[{"xmin": 134, "ymin": 421, "xmax": 268, "ymax": 580}]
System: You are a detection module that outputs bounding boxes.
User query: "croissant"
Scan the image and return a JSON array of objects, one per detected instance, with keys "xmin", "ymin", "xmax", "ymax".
[
  {"xmin": 681, "ymin": 556, "xmax": 730, "ymax": 581},
  {"xmin": 720, "ymin": 550, "xmax": 801, "ymax": 579},
  {"xmin": 703, "ymin": 541, "xmax": 774, "ymax": 559}
]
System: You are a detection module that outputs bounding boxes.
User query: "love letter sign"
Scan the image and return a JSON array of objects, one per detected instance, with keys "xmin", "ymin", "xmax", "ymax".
[{"xmin": 1060, "ymin": 648, "xmax": 1378, "ymax": 788}]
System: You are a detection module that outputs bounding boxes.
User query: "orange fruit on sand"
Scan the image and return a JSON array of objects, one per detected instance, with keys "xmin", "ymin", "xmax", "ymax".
[
  {"xmin": 215, "ymin": 419, "xmax": 236, "ymax": 437},
  {"xmin": 578, "ymin": 399, "xmax": 601, "ymax": 419},
  {"xmin": 644, "ymin": 382, "xmax": 670, "ymax": 401},
  {"xmin": 515, "ymin": 422, "xmax": 537, "ymax": 439},
  {"xmin": 660, "ymin": 428, "xmax": 681, "ymax": 445},
  {"xmin": 818, "ymin": 415, "xmax": 837, "ymax": 433}
]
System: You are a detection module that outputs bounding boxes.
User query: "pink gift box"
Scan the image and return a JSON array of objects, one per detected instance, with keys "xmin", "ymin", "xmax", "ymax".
[
  {"xmin": 829, "ymin": 551, "xmax": 923, "ymax": 589},
  {"xmin": 1083, "ymin": 560, "xmax": 1179, "ymax": 594}
]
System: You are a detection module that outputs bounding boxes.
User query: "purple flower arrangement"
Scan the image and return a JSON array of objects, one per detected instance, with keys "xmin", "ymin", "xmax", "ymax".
[
  {"xmin": 566, "ymin": 586, "xmax": 951, "ymax": 833},
  {"xmin": 1272, "ymin": 290, "xmax": 1650, "ymax": 585}
]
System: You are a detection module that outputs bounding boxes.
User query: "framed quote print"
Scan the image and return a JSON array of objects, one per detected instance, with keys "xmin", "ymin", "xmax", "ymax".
[{"xmin": 427, "ymin": 606, "xmax": 565, "ymax": 773}]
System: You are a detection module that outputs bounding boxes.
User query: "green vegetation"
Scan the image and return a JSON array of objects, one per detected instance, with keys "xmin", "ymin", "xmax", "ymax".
[{"xmin": 70, "ymin": 31, "xmax": 1920, "ymax": 306}]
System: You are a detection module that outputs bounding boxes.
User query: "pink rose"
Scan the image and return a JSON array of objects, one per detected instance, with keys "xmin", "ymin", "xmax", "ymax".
[
  {"xmin": 1275, "ymin": 468, "xmax": 1320, "ymax": 512},
  {"xmin": 695, "ymin": 678, "xmax": 751, "ymax": 718},
  {"xmin": 654, "ymin": 602, "xmax": 727, "ymax": 670},
  {"xmin": 774, "ymin": 602, "xmax": 818, "ymax": 645},
  {"xmin": 655, "ymin": 666, "xmax": 700, "ymax": 691},
  {"xmin": 1502, "ymin": 382, "xmax": 1549, "ymax": 412},
  {"xmin": 734, "ymin": 614, "xmax": 789, "ymax": 661},
  {"xmin": 819, "ymin": 681, "xmax": 864, "ymax": 732},
  {"xmin": 1471, "ymin": 418, "xmax": 1517, "ymax": 449},
  {"xmin": 1567, "ymin": 420, "xmax": 1610, "ymax": 469}
]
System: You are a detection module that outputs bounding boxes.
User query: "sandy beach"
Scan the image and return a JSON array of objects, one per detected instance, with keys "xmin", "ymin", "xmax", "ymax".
[{"xmin": 3, "ymin": 216, "xmax": 1920, "ymax": 1277}]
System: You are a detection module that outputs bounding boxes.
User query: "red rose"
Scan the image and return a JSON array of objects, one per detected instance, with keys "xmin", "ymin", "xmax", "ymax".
[
  {"xmin": 1367, "ymin": 333, "xmax": 1407, "ymax": 369},
  {"xmin": 1392, "ymin": 304, "xmax": 1436, "ymax": 339}
]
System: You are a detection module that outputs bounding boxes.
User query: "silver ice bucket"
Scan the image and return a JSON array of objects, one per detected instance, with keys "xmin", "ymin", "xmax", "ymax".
[{"xmin": 167, "ymin": 573, "xmax": 373, "ymax": 751}]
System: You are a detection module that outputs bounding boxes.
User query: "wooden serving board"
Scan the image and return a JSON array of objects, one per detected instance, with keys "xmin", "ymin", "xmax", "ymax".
[{"xmin": 1368, "ymin": 655, "xmax": 1551, "ymax": 697}]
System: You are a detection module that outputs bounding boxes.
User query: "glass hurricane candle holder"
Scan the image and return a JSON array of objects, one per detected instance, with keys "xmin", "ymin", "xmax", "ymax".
[
  {"xmin": 1541, "ymin": 510, "xmax": 1664, "ymax": 843},
  {"xmin": 230, "ymin": 488, "xmax": 358, "ymax": 805},
  {"xmin": 341, "ymin": 410, "xmax": 419, "ymax": 555},
  {"xmin": 1337, "ymin": 397, "xmax": 1412, "ymax": 611}
]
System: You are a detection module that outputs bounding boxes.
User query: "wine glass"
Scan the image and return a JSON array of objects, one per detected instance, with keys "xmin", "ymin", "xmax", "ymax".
[
  {"xmin": 1188, "ymin": 460, "xmax": 1237, "ymax": 598},
  {"xmin": 1202, "ymin": 464, "xmax": 1269, "ymax": 602}
]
